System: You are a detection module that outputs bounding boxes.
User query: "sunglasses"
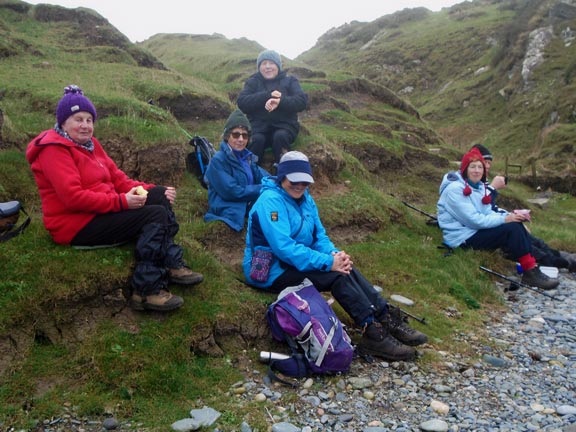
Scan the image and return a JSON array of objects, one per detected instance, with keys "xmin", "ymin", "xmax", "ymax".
[
  {"xmin": 230, "ymin": 132, "xmax": 250, "ymax": 140},
  {"xmin": 289, "ymin": 181, "xmax": 310, "ymax": 187}
]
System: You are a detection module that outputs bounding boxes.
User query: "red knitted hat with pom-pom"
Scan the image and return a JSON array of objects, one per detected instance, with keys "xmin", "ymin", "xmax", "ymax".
[{"xmin": 460, "ymin": 148, "xmax": 491, "ymax": 204}]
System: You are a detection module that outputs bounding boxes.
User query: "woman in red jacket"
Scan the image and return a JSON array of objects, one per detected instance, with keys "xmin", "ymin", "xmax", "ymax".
[{"xmin": 26, "ymin": 85, "xmax": 203, "ymax": 312}]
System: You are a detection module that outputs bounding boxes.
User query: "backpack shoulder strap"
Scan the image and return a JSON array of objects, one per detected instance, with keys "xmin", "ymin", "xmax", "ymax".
[{"xmin": 267, "ymin": 354, "xmax": 308, "ymax": 385}]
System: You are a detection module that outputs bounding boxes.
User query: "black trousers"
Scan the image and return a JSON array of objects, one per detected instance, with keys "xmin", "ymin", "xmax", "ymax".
[
  {"xmin": 271, "ymin": 267, "xmax": 388, "ymax": 327},
  {"xmin": 71, "ymin": 186, "xmax": 186, "ymax": 296},
  {"xmin": 249, "ymin": 127, "xmax": 295, "ymax": 163},
  {"xmin": 463, "ymin": 222, "xmax": 531, "ymax": 260}
]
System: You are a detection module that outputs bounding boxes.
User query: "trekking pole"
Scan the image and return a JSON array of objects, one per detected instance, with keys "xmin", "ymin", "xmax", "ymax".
[
  {"xmin": 479, "ymin": 266, "xmax": 558, "ymax": 300},
  {"xmin": 177, "ymin": 124, "xmax": 194, "ymax": 141},
  {"xmin": 401, "ymin": 201, "xmax": 438, "ymax": 221},
  {"xmin": 400, "ymin": 308, "xmax": 427, "ymax": 325}
]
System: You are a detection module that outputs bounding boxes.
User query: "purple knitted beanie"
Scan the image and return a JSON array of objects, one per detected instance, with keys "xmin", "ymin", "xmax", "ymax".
[{"xmin": 56, "ymin": 85, "xmax": 97, "ymax": 127}]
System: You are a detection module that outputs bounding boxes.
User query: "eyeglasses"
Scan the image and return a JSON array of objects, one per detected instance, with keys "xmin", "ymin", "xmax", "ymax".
[
  {"xmin": 230, "ymin": 132, "xmax": 250, "ymax": 140},
  {"xmin": 289, "ymin": 181, "xmax": 310, "ymax": 187}
]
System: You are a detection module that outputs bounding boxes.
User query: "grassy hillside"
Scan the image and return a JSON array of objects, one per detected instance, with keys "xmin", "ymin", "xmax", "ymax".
[
  {"xmin": 1, "ymin": 0, "xmax": 576, "ymax": 430},
  {"xmin": 298, "ymin": 0, "xmax": 576, "ymax": 183}
]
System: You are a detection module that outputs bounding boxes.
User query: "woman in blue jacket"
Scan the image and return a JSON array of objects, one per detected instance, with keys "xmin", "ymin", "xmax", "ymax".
[
  {"xmin": 204, "ymin": 110, "xmax": 269, "ymax": 232},
  {"xmin": 237, "ymin": 50, "xmax": 308, "ymax": 164},
  {"xmin": 244, "ymin": 151, "xmax": 427, "ymax": 361},
  {"xmin": 437, "ymin": 147, "xmax": 559, "ymax": 290}
]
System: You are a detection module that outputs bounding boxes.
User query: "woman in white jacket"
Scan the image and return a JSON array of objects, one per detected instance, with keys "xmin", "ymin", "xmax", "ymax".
[{"xmin": 437, "ymin": 147, "xmax": 559, "ymax": 290}]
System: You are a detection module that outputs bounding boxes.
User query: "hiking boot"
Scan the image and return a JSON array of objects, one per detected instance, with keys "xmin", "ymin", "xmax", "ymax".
[
  {"xmin": 521, "ymin": 267, "xmax": 559, "ymax": 290},
  {"xmin": 168, "ymin": 267, "xmax": 204, "ymax": 285},
  {"xmin": 559, "ymin": 251, "xmax": 576, "ymax": 272},
  {"xmin": 130, "ymin": 290, "xmax": 184, "ymax": 312},
  {"xmin": 357, "ymin": 322, "xmax": 416, "ymax": 361},
  {"xmin": 386, "ymin": 306, "xmax": 428, "ymax": 347}
]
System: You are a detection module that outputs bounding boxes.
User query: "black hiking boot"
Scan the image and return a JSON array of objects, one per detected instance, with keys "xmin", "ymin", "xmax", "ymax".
[
  {"xmin": 521, "ymin": 267, "xmax": 560, "ymax": 290},
  {"xmin": 559, "ymin": 251, "xmax": 576, "ymax": 272},
  {"xmin": 386, "ymin": 306, "xmax": 428, "ymax": 347},
  {"xmin": 357, "ymin": 322, "xmax": 416, "ymax": 361}
]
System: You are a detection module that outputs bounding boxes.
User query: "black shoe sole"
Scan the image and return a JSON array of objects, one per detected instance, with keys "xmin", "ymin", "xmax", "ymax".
[
  {"xmin": 130, "ymin": 299, "xmax": 183, "ymax": 312},
  {"xmin": 390, "ymin": 329, "xmax": 429, "ymax": 347},
  {"xmin": 522, "ymin": 280, "xmax": 560, "ymax": 290},
  {"xmin": 169, "ymin": 276, "xmax": 204, "ymax": 286},
  {"xmin": 394, "ymin": 337, "xmax": 428, "ymax": 347},
  {"xmin": 357, "ymin": 345, "xmax": 416, "ymax": 361}
]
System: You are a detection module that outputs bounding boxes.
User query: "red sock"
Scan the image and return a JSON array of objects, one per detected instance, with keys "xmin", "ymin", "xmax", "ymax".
[{"xmin": 518, "ymin": 254, "xmax": 537, "ymax": 272}]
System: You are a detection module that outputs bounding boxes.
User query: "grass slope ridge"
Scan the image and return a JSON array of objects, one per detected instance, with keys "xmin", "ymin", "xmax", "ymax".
[
  {"xmin": 1, "ymin": 0, "xmax": 575, "ymax": 430},
  {"xmin": 298, "ymin": 0, "xmax": 576, "ymax": 186}
]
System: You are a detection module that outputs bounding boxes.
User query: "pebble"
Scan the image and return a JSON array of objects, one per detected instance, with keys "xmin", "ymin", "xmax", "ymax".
[
  {"xmin": 254, "ymin": 393, "xmax": 267, "ymax": 402},
  {"xmin": 363, "ymin": 390, "xmax": 375, "ymax": 400},
  {"xmin": 102, "ymin": 418, "xmax": 118, "ymax": 430},
  {"xmin": 420, "ymin": 419, "xmax": 449, "ymax": 431},
  {"xmin": 430, "ymin": 399, "xmax": 450, "ymax": 415},
  {"xmin": 390, "ymin": 294, "xmax": 415, "ymax": 306},
  {"xmin": 302, "ymin": 377, "xmax": 314, "ymax": 389}
]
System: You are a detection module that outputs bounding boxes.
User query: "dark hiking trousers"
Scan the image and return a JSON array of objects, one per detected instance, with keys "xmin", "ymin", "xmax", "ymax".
[
  {"xmin": 527, "ymin": 234, "xmax": 568, "ymax": 268},
  {"xmin": 249, "ymin": 127, "xmax": 295, "ymax": 163},
  {"xmin": 270, "ymin": 267, "xmax": 388, "ymax": 327},
  {"xmin": 71, "ymin": 186, "xmax": 186, "ymax": 296},
  {"xmin": 462, "ymin": 222, "xmax": 531, "ymax": 260}
]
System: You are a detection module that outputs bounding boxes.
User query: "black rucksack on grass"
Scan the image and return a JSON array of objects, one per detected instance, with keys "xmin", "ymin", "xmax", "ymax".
[{"xmin": 186, "ymin": 136, "xmax": 216, "ymax": 189}]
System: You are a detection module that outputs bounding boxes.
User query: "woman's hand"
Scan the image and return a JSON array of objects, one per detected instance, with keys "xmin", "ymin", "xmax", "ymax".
[
  {"xmin": 490, "ymin": 175, "xmax": 507, "ymax": 190},
  {"xmin": 331, "ymin": 251, "xmax": 353, "ymax": 274},
  {"xmin": 126, "ymin": 187, "xmax": 147, "ymax": 209},
  {"xmin": 164, "ymin": 186, "xmax": 176, "ymax": 204},
  {"xmin": 265, "ymin": 97, "xmax": 280, "ymax": 112},
  {"xmin": 505, "ymin": 213, "xmax": 527, "ymax": 223}
]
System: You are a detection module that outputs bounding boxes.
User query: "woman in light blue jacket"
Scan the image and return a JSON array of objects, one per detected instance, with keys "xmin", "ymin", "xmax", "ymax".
[
  {"xmin": 437, "ymin": 147, "xmax": 558, "ymax": 290},
  {"xmin": 204, "ymin": 110, "xmax": 269, "ymax": 232},
  {"xmin": 243, "ymin": 151, "xmax": 428, "ymax": 362}
]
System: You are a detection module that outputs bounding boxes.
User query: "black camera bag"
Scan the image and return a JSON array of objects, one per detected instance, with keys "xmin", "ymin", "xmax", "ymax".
[{"xmin": 0, "ymin": 201, "xmax": 31, "ymax": 242}]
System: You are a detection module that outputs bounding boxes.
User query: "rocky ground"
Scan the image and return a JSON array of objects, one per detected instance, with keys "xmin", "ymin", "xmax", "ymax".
[{"xmin": 9, "ymin": 271, "xmax": 576, "ymax": 432}]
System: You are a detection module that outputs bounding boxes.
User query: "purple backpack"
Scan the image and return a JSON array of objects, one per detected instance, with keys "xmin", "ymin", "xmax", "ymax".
[{"xmin": 265, "ymin": 280, "xmax": 354, "ymax": 377}]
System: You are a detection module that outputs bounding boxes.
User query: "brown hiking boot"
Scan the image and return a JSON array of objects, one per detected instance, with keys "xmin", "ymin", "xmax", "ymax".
[
  {"xmin": 357, "ymin": 322, "xmax": 416, "ymax": 361},
  {"xmin": 168, "ymin": 267, "xmax": 204, "ymax": 285},
  {"xmin": 521, "ymin": 267, "xmax": 559, "ymax": 290},
  {"xmin": 386, "ymin": 306, "xmax": 428, "ymax": 347},
  {"xmin": 131, "ymin": 290, "xmax": 184, "ymax": 312}
]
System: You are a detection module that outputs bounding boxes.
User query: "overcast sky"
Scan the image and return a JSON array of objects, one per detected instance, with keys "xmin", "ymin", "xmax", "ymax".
[{"xmin": 26, "ymin": 0, "xmax": 464, "ymax": 59}]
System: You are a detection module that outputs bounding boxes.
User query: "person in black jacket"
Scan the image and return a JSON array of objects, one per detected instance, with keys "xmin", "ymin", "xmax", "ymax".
[{"xmin": 237, "ymin": 49, "xmax": 308, "ymax": 165}]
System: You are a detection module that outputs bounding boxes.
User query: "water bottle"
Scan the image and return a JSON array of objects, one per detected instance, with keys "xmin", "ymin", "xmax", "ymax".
[
  {"xmin": 259, "ymin": 351, "xmax": 291, "ymax": 363},
  {"xmin": 509, "ymin": 263, "xmax": 523, "ymax": 291}
]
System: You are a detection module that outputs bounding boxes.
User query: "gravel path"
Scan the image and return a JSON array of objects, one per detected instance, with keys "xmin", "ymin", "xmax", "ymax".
[{"xmin": 234, "ymin": 269, "xmax": 576, "ymax": 432}]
